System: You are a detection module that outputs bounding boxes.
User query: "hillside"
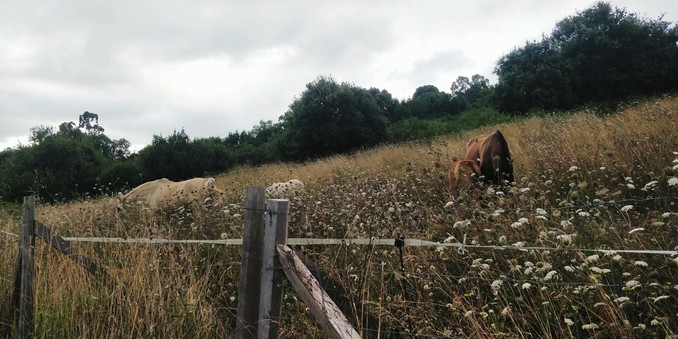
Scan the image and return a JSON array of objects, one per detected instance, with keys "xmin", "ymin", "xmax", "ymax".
[{"xmin": 1, "ymin": 96, "xmax": 677, "ymax": 337}]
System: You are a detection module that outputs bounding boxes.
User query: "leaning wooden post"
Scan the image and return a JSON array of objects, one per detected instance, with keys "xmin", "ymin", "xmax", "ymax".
[
  {"xmin": 19, "ymin": 195, "xmax": 36, "ymax": 338},
  {"xmin": 235, "ymin": 186, "xmax": 266, "ymax": 339},
  {"xmin": 257, "ymin": 199, "xmax": 290, "ymax": 338}
]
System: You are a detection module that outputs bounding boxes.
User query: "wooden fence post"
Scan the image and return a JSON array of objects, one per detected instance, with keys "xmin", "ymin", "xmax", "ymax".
[
  {"xmin": 19, "ymin": 195, "xmax": 36, "ymax": 338},
  {"xmin": 235, "ymin": 186, "xmax": 266, "ymax": 339},
  {"xmin": 257, "ymin": 199, "xmax": 289, "ymax": 339}
]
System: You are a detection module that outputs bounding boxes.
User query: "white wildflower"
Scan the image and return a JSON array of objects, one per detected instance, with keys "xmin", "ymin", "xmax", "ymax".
[
  {"xmin": 620, "ymin": 205, "xmax": 633, "ymax": 212},
  {"xmin": 521, "ymin": 282, "xmax": 532, "ymax": 290},
  {"xmin": 612, "ymin": 254, "xmax": 623, "ymax": 261},
  {"xmin": 524, "ymin": 267, "xmax": 533, "ymax": 275},
  {"xmin": 568, "ymin": 166, "xmax": 579, "ymax": 172},
  {"xmin": 625, "ymin": 177, "xmax": 633, "ymax": 182},
  {"xmin": 561, "ymin": 220, "xmax": 573, "ymax": 227},
  {"xmin": 536, "ymin": 208, "xmax": 547, "ymax": 215},
  {"xmin": 651, "ymin": 319, "xmax": 661, "ymax": 326},
  {"xmin": 453, "ymin": 219, "xmax": 471, "ymax": 229},
  {"xmin": 536, "ymin": 215, "xmax": 548, "ymax": 221},
  {"xmin": 599, "ymin": 166, "xmax": 606, "ymax": 171},
  {"xmin": 464, "ymin": 310, "xmax": 474, "ymax": 317},
  {"xmin": 626, "ymin": 183, "xmax": 635, "ymax": 189},
  {"xmin": 544, "ymin": 270, "xmax": 558, "ymax": 281},
  {"xmin": 628, "ymin": 228, "xmax": 645, "ymax": 234},
  {"xmin": 590, "ymin": 267, "xmax": 603, "ymax": 273},
  {"xmin": 511, "ymin": 221, "xmax": 524, "ymax": 229},
  {"xmin": 637, "ymin": 324, "xmax": 646, "ymax": 330},
  {"xmin": 496, "ymin": 191, "xmax": 505, "ymax": 196},
  {"xmin": 520, "ymin": 187, "xmax": 530, "ymax": 193},
  {"xmin": 668, "ymin": 177, "xmax": 678, "ymax": 187},
  {"xmin": 229, "ymin": 296, "xmax": 236, "ymax": 302},
  {"xmin": 501, "ymin": 306, "xmax": 511, "ymax": 316},
  {"xmin": 585, "ymin": 254, "xmax": 600, "ymax": 263},
  {"xmin": 518, "ymin": 217, "xmax": 529, "ymax": 224},
  {"xmin": 653, "ymin": 295, "xmax": 670, "ymax": 303},
  {"xmin": 642, "ymin": 181, "xmax": 659, "ymax": 191},
  {"xmin": 498, "ymin": 235, "xmax": 507, "ymax": 244},
  {"xmin": 443, "ymin": 235, "xmax": 456, "ymax": 243},
  {"xmin": 557, "ymin": 234, "xmax": 573, "ymax": 244},
  {"xmin": 220, "ymin": 232, "xmax": 228, "ymax": 239},
  {"xmin": 511, "ymin": 242, "xmax": 525, "ymax": 247},
  {"xmin": 614, "ymin": 296, "xmax": 630, "ymax": 304},
  {"xmin": 578, "ymin": 211, "xmax": 590, "ymax": 217},
  {"xmin": 662, "ymin": 212, "xmax": 672, "ymax": 218},
  {"xmin": 388, "ymin": 207, "xmax": 396, "ymax": 213},
  {"xmin": 486, "ymin": 187, "xmax": 495, "ymax": 195},
  {"xmin": 444, "ymin": 201, "xmax": 454, "ymax": 208},
  {"xmin": 564, "ymin": 318, "xmax": 574, "ymax": 326},
  {"xmin": 634, "ymin": 260, "xmax": 649, "ymax": 267},
  {"xmin": 625, "ymin": 280, "xmax": 641, "ymax": 289},
  {"xmin": 564, "ymin": 265, "xmax": 575, "ymax": 272},
  {"xmin": 582, "ymin": 323, "xmax": 599, "ymax": 330}
]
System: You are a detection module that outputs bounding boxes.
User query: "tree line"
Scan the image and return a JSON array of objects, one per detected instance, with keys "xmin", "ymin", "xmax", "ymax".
[{"xmin": 1, "ymin": 2, "xmax": 676, "ymax": 203}]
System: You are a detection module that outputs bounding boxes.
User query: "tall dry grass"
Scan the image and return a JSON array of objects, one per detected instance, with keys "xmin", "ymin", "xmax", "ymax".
[{"xmin": 1, "ymin": 96, "xmax": 677, "ymax": 338}]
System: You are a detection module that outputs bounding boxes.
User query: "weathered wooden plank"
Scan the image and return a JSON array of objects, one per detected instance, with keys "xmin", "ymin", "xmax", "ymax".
[
  {"xmin": 34, "ymin": 221, "xmax": 108, "ymax": 279},
  {"xmin": 235, "ymin": 186, "xmax": 266, "ymax": 339},
  {"xmin": 34, "ymin": 220, "xmax": 71, "ymax": 253},
  {"xmin": 19, "ymin": 195, "xmax": 36, "ymax": 338},
  {"xmin": 257, "ymin": 199, "xmax": 289, "ymax": 339},
  {"xmin": 277, "ymin": 244, "xmax": 360, "ymax": 339}
]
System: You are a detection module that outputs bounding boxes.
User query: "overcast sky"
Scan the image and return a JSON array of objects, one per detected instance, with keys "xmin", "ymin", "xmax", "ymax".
[{"xmin": 1, "ymin": 1, "xmax": 676, "ymax": 152}]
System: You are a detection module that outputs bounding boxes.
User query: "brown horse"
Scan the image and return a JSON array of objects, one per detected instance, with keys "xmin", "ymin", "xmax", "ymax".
[
  {"xmin": 447, "ymin": 159, "xmax": 481, "ymax": 195},
  {"xmin": 464, "ymin": 130, "xmax": 514, "ymax": 185}
]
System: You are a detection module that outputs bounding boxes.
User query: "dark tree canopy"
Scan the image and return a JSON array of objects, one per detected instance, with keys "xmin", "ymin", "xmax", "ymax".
[
  {"xmin": 494, "ymin": 2, "xmax": 678, "ymax": 113},
  {"xmin": 392, "ymin": 85, "xmax": 465, "ymax": 121},
  {"xmin": 279, "ymin": 76, "xmax": 388, "ymax": 160}
]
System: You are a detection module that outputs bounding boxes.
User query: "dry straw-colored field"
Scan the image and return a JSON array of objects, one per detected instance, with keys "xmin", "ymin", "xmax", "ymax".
[{"xmin": 2, "ymin": 96, "xmax": 678, "ymax": 338}]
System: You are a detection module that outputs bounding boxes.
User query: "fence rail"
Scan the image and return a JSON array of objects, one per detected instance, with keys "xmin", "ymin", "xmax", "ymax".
[{"xmin": 32, "ymin": 236, "xmax": 678, "ymax": 256}]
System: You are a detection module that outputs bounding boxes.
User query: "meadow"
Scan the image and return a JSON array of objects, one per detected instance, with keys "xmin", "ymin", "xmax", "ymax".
[{"xmin": 1, "ymin": 96, "xmax": 677, "ymax": 338}]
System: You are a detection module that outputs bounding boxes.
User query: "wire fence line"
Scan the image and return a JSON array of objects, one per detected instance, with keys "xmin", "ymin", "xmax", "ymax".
[
  {"xmin": 2, "ymin": 232, "xmax": 675, "ymax": 257},
  {"xmin": 50, "ymin": 231, "xmax": 678, "ymax": 257}
]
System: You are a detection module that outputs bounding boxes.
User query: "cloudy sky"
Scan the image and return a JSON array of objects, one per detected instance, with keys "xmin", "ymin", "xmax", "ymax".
[{"xmin": 1, "ymin": 1, "xmax": 676, "ymax": 151}]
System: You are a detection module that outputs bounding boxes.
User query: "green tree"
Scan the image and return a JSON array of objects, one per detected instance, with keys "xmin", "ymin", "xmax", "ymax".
[
  {"xmin": 493, "ymin": 2, "xmax": 678, "ymax": 113},
  {"xmin": 393, "ymin": 85, "xmax": 464, "ymax": 121},
  {"xmin": 0, "ymin": 132, "xmax": 106, "ymax": 202},
  {"xmin": 452, "ymin": 74, "xmax": 493, "ymax": 108},
  {"xmin": 279, "ymin": 76, "xmax": 388, "ymax": 160},
  {"xmin": 29, "ymin": 125, "xmax": 55, "ymax": 144},
  {"xmin": 137, "ymin": 130, "xmax": 233, "ymax": 181}
]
